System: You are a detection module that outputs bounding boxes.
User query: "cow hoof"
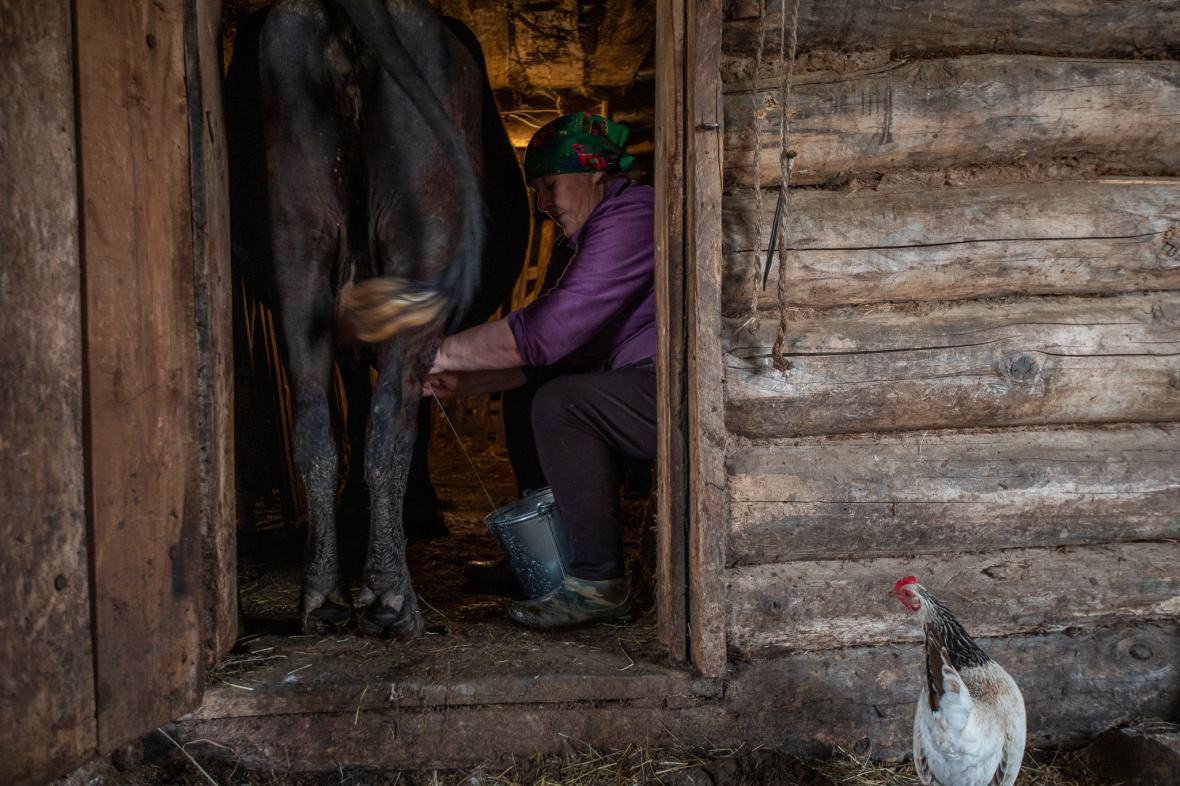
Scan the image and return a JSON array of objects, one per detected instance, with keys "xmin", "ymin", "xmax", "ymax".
[
  {"xmin": 358, "ymin": 603, "xmax": 423, "ymax": 638},
  {"xmin": 301, "ymin": 578, "xmax": 353, "ymax": 632},
  {"xmin": 302, "ymin": 598, "xmax": 353, "ymax": 632}
]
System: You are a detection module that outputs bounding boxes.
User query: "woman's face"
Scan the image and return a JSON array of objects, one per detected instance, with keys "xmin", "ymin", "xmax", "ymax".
[{"xmin": 531, "ymin": 171, "xmax": 611, "ymax": 237}]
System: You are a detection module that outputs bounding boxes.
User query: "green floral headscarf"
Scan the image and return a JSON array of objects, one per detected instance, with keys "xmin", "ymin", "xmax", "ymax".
[{"xmin": 523, "ymin": 113, "xmax": 636, "ymax": 183}]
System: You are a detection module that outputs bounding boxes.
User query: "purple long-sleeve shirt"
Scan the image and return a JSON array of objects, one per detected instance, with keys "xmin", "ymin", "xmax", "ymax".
[{"xmin": 507, "ymin": 177, "xmax": 656, "ymax": 370}]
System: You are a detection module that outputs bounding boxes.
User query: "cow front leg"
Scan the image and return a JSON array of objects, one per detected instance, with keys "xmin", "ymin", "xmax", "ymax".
[{"xmin": 356, "ymin": 335, "xmax": 431, "ymax": 637}]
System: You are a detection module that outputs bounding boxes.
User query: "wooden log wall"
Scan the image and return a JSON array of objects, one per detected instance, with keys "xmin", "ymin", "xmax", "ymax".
[{"xmin": 719, "ymin": 0, "xmax": 1180, "ymax": 660}]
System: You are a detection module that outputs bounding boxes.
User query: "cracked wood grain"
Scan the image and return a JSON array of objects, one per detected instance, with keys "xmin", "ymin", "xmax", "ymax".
[
  {"xmin": 1, "ymin": 0, "xmax": 98, "ymax": 781},
  {"xmin": 725, "ymin": 426, "xmax": 1180, "ymax": 565},
  {"xmin": 722, "ymin": 56, "xmax": 1180, "ymax": 189},
  {"xmin": 723, "ymin": 293, "xmax": 1180, "ymax": 437},
  {"xmin": 721, "ymin": 180, "xmax": 1180, "ymax": 312},
  {"xmin": 726, "ymin": 542, "xmax": 1180, "ymax": 655},
  {"xmin": 721, "ymin": 0, "xmax": 1180, "ymax": 60}
]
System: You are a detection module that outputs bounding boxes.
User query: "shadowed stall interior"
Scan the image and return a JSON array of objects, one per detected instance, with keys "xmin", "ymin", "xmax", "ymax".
[{"xmin": 221, "ymin": 0, "xmax": 659, "ymax": 650}]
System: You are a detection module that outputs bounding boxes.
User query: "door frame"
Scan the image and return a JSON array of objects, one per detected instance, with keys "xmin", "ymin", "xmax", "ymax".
[{"xmin": 654, "ymin": 0, "xmax": 727, "ymax": 678}]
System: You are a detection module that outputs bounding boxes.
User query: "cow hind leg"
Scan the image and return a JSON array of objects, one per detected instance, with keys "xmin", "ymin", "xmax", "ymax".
[
  {"xmin": 355, "ymin": 332, "xmax": 436, "ymax": 637},
  {"xmin": 261, "ymin": 0, "xmax": 355, "ymax": 629}
]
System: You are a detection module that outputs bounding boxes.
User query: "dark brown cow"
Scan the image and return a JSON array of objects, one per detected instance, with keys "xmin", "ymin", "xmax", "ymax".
[{"xmin": 227, "ymin": 0, "xmax": 529, "ymax": 636}]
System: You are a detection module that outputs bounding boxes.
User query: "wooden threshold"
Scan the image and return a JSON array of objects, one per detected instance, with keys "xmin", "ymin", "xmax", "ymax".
[
  {"xmin": 188, "ymin": 624, "xmax": 721, "ymax": 723},
  {"xmin": 191, "ymin": 669, "xmax": 721, "ymax": 721}
]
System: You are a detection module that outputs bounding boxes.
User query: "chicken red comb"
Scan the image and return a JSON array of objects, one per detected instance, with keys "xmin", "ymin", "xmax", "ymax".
[{"xmin": 894, "ymin": 575, "xmax": 917, "ymax": 592}]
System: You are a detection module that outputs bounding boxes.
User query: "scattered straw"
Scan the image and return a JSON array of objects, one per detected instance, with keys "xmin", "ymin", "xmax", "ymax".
[{"xmin": 156, "ymin": 727, "xmax": 219, "ymax": 786}]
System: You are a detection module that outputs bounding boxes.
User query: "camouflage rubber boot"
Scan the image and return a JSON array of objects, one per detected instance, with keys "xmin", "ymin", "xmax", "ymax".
[{"xmin": 507, "ymin": 575, "xmax": 634, "ymax": 630}]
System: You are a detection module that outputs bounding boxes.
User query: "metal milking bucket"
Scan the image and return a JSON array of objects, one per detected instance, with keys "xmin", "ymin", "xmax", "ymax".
[{"xmin": 484, "ymin": 487, "xmax": 571, "ymax": 598}]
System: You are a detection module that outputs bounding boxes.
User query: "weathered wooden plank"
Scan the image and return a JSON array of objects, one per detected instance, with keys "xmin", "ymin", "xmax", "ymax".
[
  {"xmin": 722, "ymin": 56, "xmax": 1180, "ymax": 189},
  {"xmin": 723, "ymin": 293, "xmax": 1180, "ymax": 438},
  {"xmin": 726, "ymin": 543, "xmax": 1180, "ymax": 656},
  {"xmin": 186, "ymin": 0, "xmax": 238, "ymax": 671},
  {"xmin": 654, "ymin": 0, "xmax": 688, "ymax": 665},
  {"xmin": 190, "ymin": 671, "xmax": 718, "ymax": 720},
  {"xmin": 686, "ymin": 0, "xmax": 728, "ymax": 678},
  {"xmin": 0, "ymin": 1, "xmax": 98, "ymax": 782},
  {"xmin": 77, "ymin": 0, "xmax": 205, "ymax": 751},
  {"xmin": 722, "ymin": 180, "xmax": 1180, "ymax": 313},
  {"xmin": 172, "ymin": 623, "xmax": 1180, "ymax": 769},
  {"xmin": 722, "ymin": 0, "xmax": 1180, "ymax": 59},
  {"xmin": 727, "ymin": 426, "xmax": 1180, "ymax": 566}
]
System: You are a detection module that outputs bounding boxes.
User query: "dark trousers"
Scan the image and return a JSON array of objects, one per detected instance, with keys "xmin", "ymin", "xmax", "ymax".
[{"xmin": 503, "ymin": 365, "xmax": 657, "ymax": 581}]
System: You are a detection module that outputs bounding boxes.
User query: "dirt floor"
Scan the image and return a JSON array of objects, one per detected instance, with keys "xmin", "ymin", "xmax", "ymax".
[{"xmin": 225, "ymin": 434, "xmax": 664, "ymax": 690}]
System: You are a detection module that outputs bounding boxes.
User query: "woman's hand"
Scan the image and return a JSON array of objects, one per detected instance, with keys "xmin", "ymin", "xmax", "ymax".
[
  {"xmin": 423, "ymin": 367, "xmax": 526, "ymax": 399},
  {"xmin": 423, "ymin": 371, "xmax": 473, "ymax": 399}
]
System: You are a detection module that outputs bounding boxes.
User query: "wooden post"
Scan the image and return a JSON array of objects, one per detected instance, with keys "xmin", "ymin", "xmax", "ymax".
[
  {"xmin": 76, "ymin": 0, "xmax": 205, "ymax": 751},
  {"xmin": 654, "ymin": 0, "xmax": 688, "ymax": 666},
  {"xmin": 0, "ymin": 0, "xmax": 99, "ymax": 781},
  {"xmin": 184, "ymin": 0, "xmax": 238, "ymax": 669},
  {"xmin": 684, "ymin": 0, "xmax": 728, "ymax": 677}
]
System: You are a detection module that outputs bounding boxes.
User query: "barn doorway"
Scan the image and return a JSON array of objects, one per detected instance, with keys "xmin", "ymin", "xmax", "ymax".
[{"xmin": 217, "ymin": 0, "xmax": 694, "ymax": 701}]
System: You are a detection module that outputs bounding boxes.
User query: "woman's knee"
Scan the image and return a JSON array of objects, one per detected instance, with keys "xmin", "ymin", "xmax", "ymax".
[{"xmin": 530, "ymin": 375, "xmax": 583, "ymax": 433}]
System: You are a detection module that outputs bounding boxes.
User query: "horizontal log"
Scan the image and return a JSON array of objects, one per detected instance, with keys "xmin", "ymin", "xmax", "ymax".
[
  {"xmin": 191, "ymin": 671, "xmax": 719, "ymax": 720},
  {"xmin": 173, "ymin": 623, "xmax": 1180, "ymax": 768},
  {"xmin": 727, "ymin": 426, "xmax": 1180, "ymax": 566},
  {"xmin": 722, "ymin": 56, "xmax": 1180, "ymax": 188},
  {"xmin": 722, "ymin": 0, "xmax": 1180, "ymax": 59},
  {"xmin": 725, "ymin": 542, "xmax": 1180, "ymax": 655},
  {"xmin": 729, "ymin": 622, "xmax": 1180, "ymax": 756},
  {"xmin": 723, "ymin": 293, "xmax": 1180, "ymax": 437},
  {"xmin": 721, "ymin": 179, "xmax": 1180, "ymax": 312}
]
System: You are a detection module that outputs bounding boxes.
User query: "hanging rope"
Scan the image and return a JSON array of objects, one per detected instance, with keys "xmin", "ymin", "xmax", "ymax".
[
  {"xmin": 748, "ymin": 0, "xmax": 768, "ymax": 324},
  {"xmin": 766, "ymin": 0, "xmax": 802, "ymax": 372}
]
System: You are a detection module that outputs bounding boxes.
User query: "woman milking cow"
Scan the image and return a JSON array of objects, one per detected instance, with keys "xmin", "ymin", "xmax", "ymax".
[
  {"xmin": 363, "ymin": 113, "xmax": 654, "ymax": 631},
  {"xmin": 431, "ymin": 113, "xmax": 654, "ymax": 631}
]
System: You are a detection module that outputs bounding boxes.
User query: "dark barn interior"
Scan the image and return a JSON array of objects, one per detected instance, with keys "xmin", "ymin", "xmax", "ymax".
[{"xmin": 221, "ymin": 0, "xmax": 667, "ymax": 705}]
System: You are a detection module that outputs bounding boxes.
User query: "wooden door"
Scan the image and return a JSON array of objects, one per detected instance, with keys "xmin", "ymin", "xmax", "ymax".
[
  {"xmin": 0, "ymin": 1, "xmax": 98, "ymax": 782},
  {"xmin": 74, "ymin": 0, "xmax": 206, "ymax": 754},
  {"xmin": 1, "ymin": 1, "xmax": 235, "ymax": 780},
  {"xmin": 655, "ymin": 0, "xmax": 727, "ymax": 677}
]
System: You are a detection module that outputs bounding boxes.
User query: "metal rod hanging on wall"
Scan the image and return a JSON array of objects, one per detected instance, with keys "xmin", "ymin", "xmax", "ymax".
[{"xmin": 761, "ymin": 150, "xmax": 797, "ymax": 290}]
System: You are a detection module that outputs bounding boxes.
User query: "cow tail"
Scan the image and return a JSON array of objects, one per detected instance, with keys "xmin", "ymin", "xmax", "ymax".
[{"xmin": 334, "ymin": 0, "xmax": 484, "ymax": 344}]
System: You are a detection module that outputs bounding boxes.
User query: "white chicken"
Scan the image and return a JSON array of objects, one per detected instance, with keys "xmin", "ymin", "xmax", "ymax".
[{"xmin": 893, "ymin": 576, "xmax": 1026, "ymax": 786}]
